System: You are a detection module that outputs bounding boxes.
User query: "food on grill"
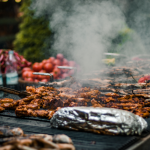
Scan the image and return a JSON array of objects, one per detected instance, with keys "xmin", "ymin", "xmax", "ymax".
[
  {"xmin": 53, "ymin": 134, "xmax": 73, "ymax": 144},
  {"xmin": 0, "ymin": 126, "xmax": 24, "ymax": 137},
  {"xmin": 0, "ymin": 98, "xmax": 14, "ymax": 103},
  {"xmin": 91, "ymin": 99, "xmax": 102, "ymax": 107},
  {"xmin": 0, "ymin": 106, "xmax": 5, "ymax": 112},
  {"xmin": 35, "ymin": 110, "xmax": 49, "ymax": 117},
  {"xmin": 0, "ymin": 100, "xmax": 18, "ymax": 110},
  {"xmin": 42, "ymin": 98, "xmax": 64, "ymax": 109},
  {"xmin": 50, "ymin": 107, "xmax": 147, "ymax": 135},
  {"xmin": 1, "ymin": 81, "xmax": 150, "ymax": 119},
  {"xmin": 1, "ymin": 103, "xmax": 15, "ymax": 109},
  {"xmin": 0, "ymin": 126, "xmax": 75, "ymax": 150},
  {"xmin": 2, "ymin": 62, "xmax": 150, "ymax": 119},
  {"xmin": 15, "ymin": 105, "xmax": 30, "ymax": 117}
]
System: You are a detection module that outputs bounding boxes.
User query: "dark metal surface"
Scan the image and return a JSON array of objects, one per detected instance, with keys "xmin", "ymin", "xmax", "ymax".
[{"xmin": 0, "ymin": 117, "xmax": 141, "ymax": 150}]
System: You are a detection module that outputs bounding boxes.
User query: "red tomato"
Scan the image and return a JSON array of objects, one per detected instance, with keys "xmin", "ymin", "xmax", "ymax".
[
  {"xmin": 138, "ymin": 77, "xmax": 146, "ymax": 83},
  {"xmin": 34, "ymin": 79, "xmax": 40, "ymax": 83},
  {"xmin": 41, "ymin": 59, "xmax": 48, "ymax": 67},
  {"xmin": 48, "ymin": 57, "xmax": 55, "ymax": 64},
  {"xmin": 26, "ymin": 71, "xmax": 34, "ymax": 78},
  {"xmin": 56, "ymin": 53, "xmax": 64, "ymax": 61},
  {"xmin": 53, "ymin": 59, "xmax": 62, "ymax": 66},
  {"xmin": 53, "ymin": 68, "xmax": 61, "ymax": 79},
  {"xmin": 46, "ymin": 59, "xmax": 51, "ymax": 63},
  {"xmin": 25, "ymin": 77, "xmax": 33, "ymax": 82},
  {"xmin": 53, "ymin": 65, "xmax": 59, "ymax": 69},
  {"xmin": 39, "ymin": 69, "xmax": 46, "ymax": 73},
  {"xmin": 38, "ymin": 70, "xmax": 47, "ymax": 80},
  {"xmin": 53, "ymin": 73, "xmax": 58, "ymax": 79},
  {"xmin": 41, "ymin": 79, "xmax": 48, "ymax": 82},
  {"xmin": 62, "ymin": 58, "xmax": 69, "ymax": 66},
  {"xmin": 22, "ymin": 67, "xmax": 32, "ymax": 74},
  {"xmin": 50, "ymin": 72, "xmax": 59, "ymax": 80},
  {"xmin": 47, "ymin": 76, "xmax": 50, "ymax": 81},
  {"xmin": 22, "ymin": 71, "xmax": 29, "ymax": 79},
  {"xmin": 43, "ymin": 62, "xmax": 54, "ymax": 72},
  {"xmin": 32, "ymin": 62, "xmax": 43, "ymax": 72},
  {"xmin": 32, "ymin": 73, "xmax": 38, "ymax": 79}
]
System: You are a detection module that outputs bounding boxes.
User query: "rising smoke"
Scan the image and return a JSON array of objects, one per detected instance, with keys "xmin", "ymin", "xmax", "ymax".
[{"xmin": 31, "ymin": 0, "xmax": 147, "ymax": 73}]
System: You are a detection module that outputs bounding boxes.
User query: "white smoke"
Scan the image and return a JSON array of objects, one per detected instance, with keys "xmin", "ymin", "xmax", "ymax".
[{"xmin": 31, "ymin": 0, "xmax": 146, "ymax": 73}]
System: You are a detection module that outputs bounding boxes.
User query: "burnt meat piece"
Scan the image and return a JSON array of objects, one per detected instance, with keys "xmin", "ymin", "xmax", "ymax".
[{"xmin": 43, "ymin": 98, "xmax": 63, "ymax": 109}]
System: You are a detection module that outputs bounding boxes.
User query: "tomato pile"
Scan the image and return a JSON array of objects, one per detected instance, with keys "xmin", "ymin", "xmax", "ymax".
[
  {"xmin": 22, "ymin": 53, "xmax": 78, "ymax": 82},
  {"xmin": 138, "ymin": 75, "xmax": 150, "ymax": 83},
  {"xmin": 0, "ymin": 49, "xmax": 32, "ymax": 74}
]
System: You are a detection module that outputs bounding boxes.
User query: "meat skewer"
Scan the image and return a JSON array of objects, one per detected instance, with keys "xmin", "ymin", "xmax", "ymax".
[{"xmin": 0, "ymin": 86, "xmax": 30, "ymax": 98}]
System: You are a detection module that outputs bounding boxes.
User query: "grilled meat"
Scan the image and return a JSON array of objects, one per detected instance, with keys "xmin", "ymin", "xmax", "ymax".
[
  {"xmin": 0, "ymin": 98, "xmax": 14, "ymax": 103},
  {"xmin": 1, "ymin": 102, "xmax": 17, "ymax": 110},
  {"xmin": 91, "ymin": 99, "xmax": 102, "ymax": 107},
  {"xmin": 0, "ymin": 105, "xmax": 5, "ymax": 112},
  {"xmin": 43, "ymin": 98, "xmax": 63, "ymax": 109},
  {"xmin": 34, "ymin": 110, "xmax": 49, "ymax": 118},
  {"xmin": 0, "ymin": 126, "xmax": 75, "ymax": 150},
  {"xmin": 1, "ymin": 81, "xmax": 150, "ymax": 119},
  {"xmin": 0, "ymin": 126, "xmax": 24, "ymax": 137}
]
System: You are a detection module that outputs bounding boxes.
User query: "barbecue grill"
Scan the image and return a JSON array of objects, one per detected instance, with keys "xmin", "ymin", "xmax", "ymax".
[
  {"xmin": 1, "ymin": 63, "xmax": 150, "ymax": 149},
  {"xmin": 1, "ymin": 85, "xmax": 150, "ymax": 150},
  {"xmin": 0, "ymin": 99, "xmax": 150, "ymax": 150}
]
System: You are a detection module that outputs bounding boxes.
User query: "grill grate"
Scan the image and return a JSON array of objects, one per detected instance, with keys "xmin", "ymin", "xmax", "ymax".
[
  {"xmin": 1, "ymin": 93, "xmax": 150, "ymax": 150},
  {"xmin": 0, "ymin": 119, "xmax": 142, "ymax": 150}
]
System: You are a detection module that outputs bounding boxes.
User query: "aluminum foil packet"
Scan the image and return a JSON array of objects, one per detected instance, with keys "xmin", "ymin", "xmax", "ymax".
[{"xmin": 50, "ymin": 107, "xmax": 148, "ymax": 135}]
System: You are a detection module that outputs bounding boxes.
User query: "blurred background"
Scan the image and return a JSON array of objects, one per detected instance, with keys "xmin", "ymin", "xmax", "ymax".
[
  {"xmin": 1, "ymin": 0, "xmax": 150, "ymax": 63},
  {"xmin": 1, "ymin": 0, "xmax": 150, "ymax": 80},
  {"xmin": 0, "ymin": 0, "xmax": 21, "ymax": 49},
  {"xmin": 0, "ymin": 0, "xmax": 52, "ymax": 63}
]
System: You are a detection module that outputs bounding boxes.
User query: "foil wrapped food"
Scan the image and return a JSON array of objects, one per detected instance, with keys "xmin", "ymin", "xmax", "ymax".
[{"xmin": 50, "ymin": 107, "xmax": 148, "ymax": 135}]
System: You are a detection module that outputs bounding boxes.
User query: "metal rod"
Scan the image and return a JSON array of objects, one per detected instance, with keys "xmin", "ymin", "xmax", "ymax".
[
  {"xmin": 33, "ymin": 72, "xmax": 53, "ymax": 76},
  {"xmin": 57, "ymin": 66, "xmax": 76, "ymax": 70},
  {"xmin": 32, "ymin": 72, "xmax": 53, "ymax": 82}
]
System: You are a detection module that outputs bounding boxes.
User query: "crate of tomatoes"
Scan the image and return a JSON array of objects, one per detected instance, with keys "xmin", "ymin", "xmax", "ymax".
[{"xmin": 21, "ymin": 53, "xmax": 79, "ymax": 83}]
